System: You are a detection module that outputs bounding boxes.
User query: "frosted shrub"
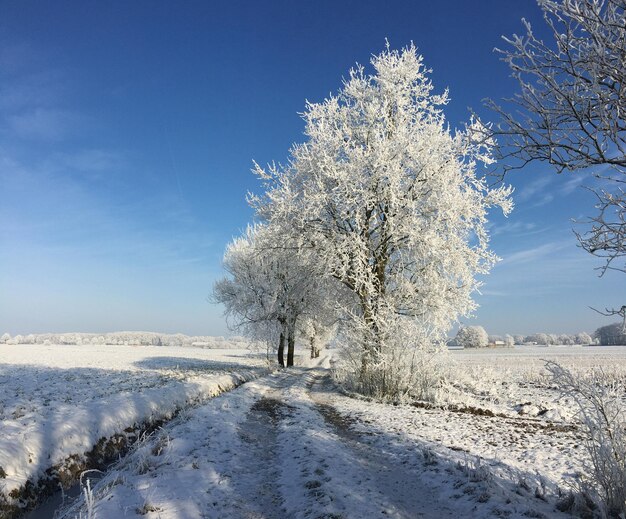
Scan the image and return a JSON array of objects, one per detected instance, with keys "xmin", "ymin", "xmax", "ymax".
[
  {"xmin": 335, "ymin": 316, "xmax": 448, "ymax": 402},
  {"xmin": 546, "ymin": 361, "xmax": 626, "ymax": 517}
]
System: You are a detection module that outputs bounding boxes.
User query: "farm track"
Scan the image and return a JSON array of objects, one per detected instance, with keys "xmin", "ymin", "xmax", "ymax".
[
  {"xmin": 307, "ymin": 373, "xmax": 459, "ymax": 518},
  {"xmin": 57, "ymin": 369, "xmax": 473, "ymax": 518},
  {"xmin": 52, "ymin": 366, "xmax": 573, "ymax": 518}
]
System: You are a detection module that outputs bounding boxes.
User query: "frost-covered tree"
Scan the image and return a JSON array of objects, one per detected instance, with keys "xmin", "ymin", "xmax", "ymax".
[
  {"xmin": 513, "ymin": 334, "xmax": 525, "ymax": 345},
  {"xmin": 527, "ymin": 333, "xmax": 549, "ymax": 346},
  {"xmin": 456, "ymin": 326, "xmax": 489, "ymax": 349},
  {"xmin": 595, "ymin": 322, "xmax": 626, "ymax": 346},
  {"xmin": 488, "ymin": 0, "xmax": 624, "ymax": 315},
  {"xmin": 576, "ymin": 331, "xmax": 593, "ymax": 345},
  {"xmin": 300, "ymin": 318, "xmax": 335, "ymax": 359},
  {"xmin": 213, "ymin": 224, "xmax": 330, "ymax": 367},
  {"xmin": 504, "ymin": 334, "xmax": 515, "ymax": 347},
  {"xmin": 0, "ymin": 333, "xmax": 10, "ymax": 344},
  {"xmin": 252, "ymin": 44, "xmax": 512, "ymax": 397}
]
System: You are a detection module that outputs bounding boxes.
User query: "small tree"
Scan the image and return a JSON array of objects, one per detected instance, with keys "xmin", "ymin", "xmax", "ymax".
[
  {"xmin": 252, "ymin": 44, "xmax": 512, "ymax": 398},
  {"xmin": 456, "ymin": 326, "xmax": 489, "ymax": 349},
  {"xmin": 504, "ymin": 334, "xmax": 515, "ymax": 347},
  {"xmin": 0, "ymin": 333, "xmax": 10, "ymax": 344},
  {"xmin": 213, "ymin": 224, "xmax": 328, "ymax": 367}
]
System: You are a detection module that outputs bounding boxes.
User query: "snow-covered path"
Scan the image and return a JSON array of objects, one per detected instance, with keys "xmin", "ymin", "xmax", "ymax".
[
  {"xmin": 307, "ymin": 375, "xmax": 458, "ymax": 518},
  {"xmin": 59, "ymin": 367, "xmax": 568, "ymax": 519}
]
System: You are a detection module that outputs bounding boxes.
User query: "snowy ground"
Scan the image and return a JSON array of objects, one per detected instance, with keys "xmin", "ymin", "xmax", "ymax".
[
  {"xmin": 0, "ymin": 344, "xmax": 267, "ymax": 514},
  {"xmin": 5, "ymin": 344, "xmax": 626, "ymax": 518},
  {"xmin": 57, "ymin": 348, "xmax": 616, "ymax": 519},
  {"xmin": 446, "ymin": 345, "xmax": 626, "ymax": 421}
]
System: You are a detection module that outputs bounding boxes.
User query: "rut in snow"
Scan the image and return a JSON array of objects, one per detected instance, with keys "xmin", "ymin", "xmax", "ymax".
[
  {"xmin": 297, "ymin": 372, "xmax": 458, "ymax": 519},
  {"xmin": 235, "ymin": 395, "xmax": 293, "ymax": 518}
]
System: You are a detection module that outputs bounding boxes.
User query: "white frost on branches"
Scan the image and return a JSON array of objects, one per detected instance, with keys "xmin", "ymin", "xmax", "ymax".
[
  {"xmin": 213, "ymin": 224, "xmax": 330, "ymax": 367},
  {"xmin": 250, "ymin": 44, "xmax": 512, "ymax": 398},
  {"xmin": 488, "ymin": 0, "xmax": 626, "ymax": 279},
  {"xmin": 456, "ymin": 326, "xmax": 489, "ymax": 349}
]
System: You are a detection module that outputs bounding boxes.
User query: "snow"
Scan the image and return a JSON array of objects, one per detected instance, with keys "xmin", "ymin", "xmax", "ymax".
[
  {"xmin": 446, "ymin": 345, "xmax": 626, "ymax": 421},
  {"xmin": 0, "ymin": 343, "xmax": 267, "ymax": 504},
  {"xmin": 6, "ymin": 344, "xmax": 626, "ymax": 518},
  {"xmin": 57, "ymin": 349, "xmax": 600, "ymax": 519}
]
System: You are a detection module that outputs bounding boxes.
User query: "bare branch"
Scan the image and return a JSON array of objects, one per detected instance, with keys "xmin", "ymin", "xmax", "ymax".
[{"xmin": 484, "ymin": 0, "xmax": 626, "ymax": 281}]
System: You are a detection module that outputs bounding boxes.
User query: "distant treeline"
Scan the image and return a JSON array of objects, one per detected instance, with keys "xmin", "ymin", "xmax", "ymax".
[
  {"xmin": 0, "ymin": 331, "xmax": 251, "ymax": 348},
  {"xmin": 451, "ymin": 323, "xmax": 626, "ymax": 348}
]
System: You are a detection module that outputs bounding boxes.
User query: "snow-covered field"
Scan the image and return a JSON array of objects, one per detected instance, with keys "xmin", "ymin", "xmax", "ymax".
[
  {"xmin": 3, "ymin": 344, "xmax": 626, "ymax": 518},
  {"xmin": 448, "ymin": 345, "xmax": 626, "ymax": 420},
  {"xmin": 0, "ymin": 343, "xmax": 267, "ymax": 515}
]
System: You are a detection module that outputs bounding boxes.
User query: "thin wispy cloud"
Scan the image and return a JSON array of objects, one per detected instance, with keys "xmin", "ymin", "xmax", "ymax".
[
  {"xmin": 499, "ymin": 240, "xmax": 572, "ymax": 266},
  {"xmin": 490, "ymin": 220, "xmax": 549, "ymax": 237},
  {"xmin": 479, "ymin": 289, "xmax": 508, "ymax": 297},
  {"xmin": 0, "ymin": 42, "xmax": 40, "ymax": 72},
  {"xmin": 45, "ymin": 149, "xmax": 128, "ymax": 178},
  {"xmin": 531, "ymin": 192, "xmax": 554, "ymax": 207},
  {"xmin": 0, "ymin": 148, "xmax": 209, "ymax": 270},
  {"xmin": 517, "ymin": 176, "xmax": 552, "ymax": 202},
  {"xmin": 0, "ymin": 69, "xmax": 66, "ymax": 112},
  {"xmin": 560, "ymin": 175, "xmax": 585, "ymax": 196}
]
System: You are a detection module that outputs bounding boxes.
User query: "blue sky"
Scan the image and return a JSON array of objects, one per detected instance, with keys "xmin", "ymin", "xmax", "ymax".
[{"xmin": 0, "ymin": 0, "xmax": 622, "ymax": 337}]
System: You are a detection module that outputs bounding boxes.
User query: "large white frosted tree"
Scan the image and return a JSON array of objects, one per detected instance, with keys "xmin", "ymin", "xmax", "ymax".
[
  {"xmin": 456, "ymin": 326, "xmax": 489, "ymax": 349},
  {"xmin": 251, "ymin": 44, "xmax": 512, "ymax": 397}
]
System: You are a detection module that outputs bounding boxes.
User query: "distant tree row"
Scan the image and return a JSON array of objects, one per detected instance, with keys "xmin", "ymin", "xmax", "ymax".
[
  {"xmin": 0, "ymin": 332, "xmax": 250, "ymax": 348},
  {"xmin": 453, "ymin": 326, "xmax": 595, "ymax": 348},
  {"xmin": 521, "ymin": 332, "xmax": 595, "ymax": 346}
]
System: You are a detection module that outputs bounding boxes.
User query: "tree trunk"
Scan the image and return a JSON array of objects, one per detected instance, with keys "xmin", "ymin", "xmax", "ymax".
[
  {"xmin": 359, "ymin": 296, "xmax": 382, "ymax": 368},
  {"xmin": 278, "ymin": 330, "xmax": 285, "ymax": 368},
  {"xmin": 287, "ymin": 318, "xmax": 296, "ymax": 367},
  {"xmin": 287, "ymin": 336, "xmax": 295, "ymax": 367},
  {"xmin": 310, "ymin": 337, "xmax": 316, "ymax": 359}
]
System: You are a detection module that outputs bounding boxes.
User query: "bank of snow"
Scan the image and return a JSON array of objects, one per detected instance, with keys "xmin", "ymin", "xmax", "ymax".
[{"xmin": 0, "ymin": 344, "xmax": 266, "ymax": 515}]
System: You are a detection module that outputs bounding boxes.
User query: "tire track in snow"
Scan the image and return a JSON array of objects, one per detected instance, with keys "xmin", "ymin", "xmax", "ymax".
[
  {"xmin": 234, "ymin": 395, "xmax": 294, "ymax": 518},
  {"xmin": 309, "ymin": 372, "xmax": 457, "ymax": 519}
]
